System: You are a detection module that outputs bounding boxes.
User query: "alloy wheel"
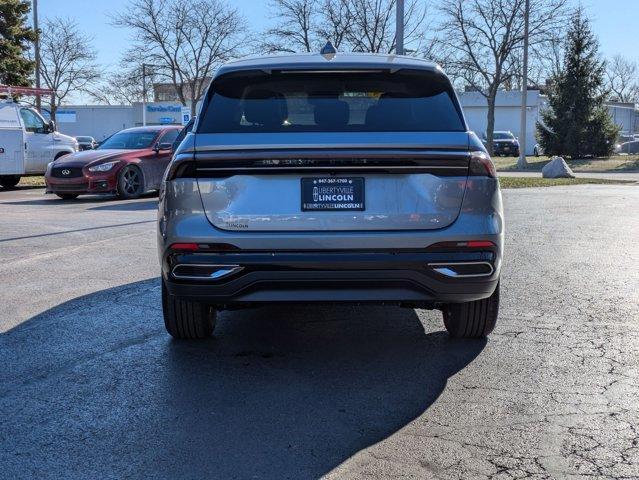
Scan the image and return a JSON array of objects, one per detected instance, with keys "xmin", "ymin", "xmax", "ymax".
[{"xmin": 123, "ymin": 168, "xmax": 141, "ymax": 195}]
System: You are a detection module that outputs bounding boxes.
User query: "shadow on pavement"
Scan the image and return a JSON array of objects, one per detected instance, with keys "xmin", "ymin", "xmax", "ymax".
[
  {"xmin": 0, "ymin": 192, "xmax": 157, "ymax": 207},
  {"xmin": 0, "ymin": 279, "xmax": 486, "ymax": 479},
  {"xmin": 0, "ymin": 219, "xmax": 155, "ymax": 243},
  {"xmin": 89, "ymin": 199, "xmax": 158, "ymax": 211},
  {"xmin": 1, "ymin": 185, "xmax": 44, "ymax": 191}
]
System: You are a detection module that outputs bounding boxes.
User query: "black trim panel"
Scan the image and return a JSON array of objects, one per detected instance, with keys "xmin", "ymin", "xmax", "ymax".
[{"xmin": 162, "ymin": 251, "xmax": 499, "ymax": 306}]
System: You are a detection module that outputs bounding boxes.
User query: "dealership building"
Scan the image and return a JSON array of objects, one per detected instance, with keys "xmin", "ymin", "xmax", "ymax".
[{"xmin": 54, "ymin": 92, "xmax": 639, "ymax": 155}]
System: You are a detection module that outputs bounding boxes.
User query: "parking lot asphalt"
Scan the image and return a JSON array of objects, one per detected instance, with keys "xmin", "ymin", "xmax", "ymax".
[{"xmin": 0, "ymin": 185, "xmax": 638, "ymax": 479}]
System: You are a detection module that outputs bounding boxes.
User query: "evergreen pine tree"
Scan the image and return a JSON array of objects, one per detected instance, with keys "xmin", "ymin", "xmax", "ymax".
[
  {"xmin": 537, "ymin": 8, "xmax": 619, "ymax": 158},
  {"xmin": 0, "ymin": 0, "xmax": 37, "ymax": 86}
]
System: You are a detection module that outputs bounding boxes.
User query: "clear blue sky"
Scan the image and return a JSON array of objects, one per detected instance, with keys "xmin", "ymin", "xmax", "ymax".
[{"xmin": 37, "ymin": 0, "xmax": 639, "ymax": 101}]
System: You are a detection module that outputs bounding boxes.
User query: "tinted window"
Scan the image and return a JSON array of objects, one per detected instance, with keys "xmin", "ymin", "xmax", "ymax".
[
  {"xmin": 198, "ymin": 70, "xmax": 464, "ymax": 133},
  {"xmin": 159, "ymin": 129, "xmax": 179, "ymax": 144},
  {"xmin": 173, "ymin": 118, "xmax": 195, "ymax": 149},
  {"xmin": 493, "ymin": 132, "xmax": 514, "ymax": 140},
  {"xmin": 98, "ymin": 131, "xmax": 158, "ymax": 149}
]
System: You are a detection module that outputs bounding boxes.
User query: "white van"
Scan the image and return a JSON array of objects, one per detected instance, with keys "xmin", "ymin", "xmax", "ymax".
[{"xmin": 0, "ymin": 100, "xmax": 78, "ymax": 188}]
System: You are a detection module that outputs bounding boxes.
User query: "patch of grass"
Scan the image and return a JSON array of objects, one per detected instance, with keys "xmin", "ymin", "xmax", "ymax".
[
  {"xmin": 499, "ymin": 177, "xmax": 636, "ymax": 189},
  {"xmin": 493, "ymin": 155, "xmax": 639, "ymax": 173},
  {"xmin": 17, "ymin": 176, "xmax": 46, "ymax": 187}
]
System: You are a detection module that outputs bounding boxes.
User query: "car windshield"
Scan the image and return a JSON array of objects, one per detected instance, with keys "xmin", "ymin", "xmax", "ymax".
[
  {"xmin": 97, "ymin": 131, "xmax": 157, "ymax": 149},
  {"xmin": 493, "ymin": 132, "xmax": 514, "ymax": 140},
  {"xmin": 198, "ymin": 70, "xmax": 465, "ymax": 133}
]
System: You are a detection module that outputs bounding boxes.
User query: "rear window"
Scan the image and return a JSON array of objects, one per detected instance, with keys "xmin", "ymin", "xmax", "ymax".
[
  {"xmin": 198, "ymin": 70, "xmax": 465, "ymax": 133},
  {"xmin": 494, "ymin": 132, "xmax": 514, "ymax": 140}
]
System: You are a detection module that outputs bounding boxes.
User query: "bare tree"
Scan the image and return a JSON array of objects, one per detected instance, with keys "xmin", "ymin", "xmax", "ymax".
[
  {"xmin": 39, "ymin": 18, "xmax": 101, "ymax": 121},
  {"xmin": 317, "ymin": 0, "xmax": 354, "ymax": 50},
  {"xmin": 113, "ymin": 0, "xmax": 247, "ymax": 116},
  {"xmin": 264, "ymin": 0, "xmax": 317, "ymax": 53},
  {"xmin": 88, "ymin": 65, "xmax": 155, "ymax": 105},
  {"xmin": 264, "ymin": 0, "xmax": 427, "ymax": 54},
  {"xmin": 437, "ymin": 0, "xmax": 567, "ymax": 154},
  {"xmin": 344, "ymin": 0, "xmax": 426, "ymax": 53},
  {"xmin": 533, "ymin": 31, "xmax": 565, "ymax": 82},
  {"xmin": 605, "ymin": 54, "xmax": 639, "ymax": 104}
]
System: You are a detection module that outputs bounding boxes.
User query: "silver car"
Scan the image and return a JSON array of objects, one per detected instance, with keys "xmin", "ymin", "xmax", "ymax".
[{"xmin": 158, "ymin": 51, "xmax": 504, "ymax": 339}]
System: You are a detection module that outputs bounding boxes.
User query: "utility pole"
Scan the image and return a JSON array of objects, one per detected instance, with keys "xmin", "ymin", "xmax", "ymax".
[
  {"xmin": 517, "ymin": 0, "xmax": 530, "ymax": 169},
  {"xmin": 33, "ymin": 0, "xmax": 41, "ymax": 112},
  {"xmin": 142, "ymin": 63, "xmax": 148, "ymax": 126},
  {"xmin": 396, "ymin": 0, "xmax": 404, "ymax": 55}
]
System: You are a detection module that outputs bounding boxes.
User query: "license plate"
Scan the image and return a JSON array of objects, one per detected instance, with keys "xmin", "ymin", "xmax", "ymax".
[{"xmin": 301, "ymin": 177, "xmax": 365, "ymax": 211}]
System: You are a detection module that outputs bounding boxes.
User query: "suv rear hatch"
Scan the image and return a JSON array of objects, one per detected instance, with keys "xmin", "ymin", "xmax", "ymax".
[{"xmin": 194, "ymin": 68, "xmax": 472, "ymax": 232}]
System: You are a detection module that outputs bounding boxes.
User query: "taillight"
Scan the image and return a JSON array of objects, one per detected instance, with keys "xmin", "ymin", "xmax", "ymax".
[
  {"xmin": 427, "ymin": 240, "xmax": 496, "ymax": 250},
  {"xmin": 169, "ymin": 243, "xmax": 200, "ymax": 251},
  {"xmin": 468, "ymin": 151, "xmax": 497, "ymax": 178},
  {"xmin": 169, "ymin": 242, "xmax": 240, "ymax": 252}
]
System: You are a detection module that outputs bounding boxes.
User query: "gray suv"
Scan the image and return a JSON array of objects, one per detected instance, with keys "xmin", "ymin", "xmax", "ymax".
[{"xmin": 158, "ymin": 52, "xmax": 503, "ymax": 340}]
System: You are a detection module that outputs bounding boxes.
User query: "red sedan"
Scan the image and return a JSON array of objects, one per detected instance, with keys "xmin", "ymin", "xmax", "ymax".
[{"xmin": 45, "ymin": 125, "xmax": 181, "ymax": 200}]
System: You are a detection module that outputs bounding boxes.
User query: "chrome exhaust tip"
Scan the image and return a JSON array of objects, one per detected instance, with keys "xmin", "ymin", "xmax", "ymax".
[
  {"xmin": 172, "ymin": 264, "xmax": 243, "ymax": 281},
  {"xmin": 428, "ymin": 261, "xmax": 494, "ymax": 278}
]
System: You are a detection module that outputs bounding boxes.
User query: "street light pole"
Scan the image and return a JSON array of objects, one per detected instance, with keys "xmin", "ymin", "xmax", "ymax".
[
  {"xmin": 33, "ymin": 0, "xmax": 41, "ymax": 112},
  {"xmin": 142, "ymin": 63, "xmax": 148, "ymax": 126},
  {"xmin": 517, "ymin": 0, "xmax": 530, "ymax": 169},
  {"xmin": 396, "ymin": 0, "xmax": 404, "ymax": 55}
]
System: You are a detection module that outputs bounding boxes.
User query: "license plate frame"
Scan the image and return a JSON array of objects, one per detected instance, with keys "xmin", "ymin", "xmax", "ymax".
[{"xmin": 301, "ymin": 177, "xmax": 365, "ymax": 211}]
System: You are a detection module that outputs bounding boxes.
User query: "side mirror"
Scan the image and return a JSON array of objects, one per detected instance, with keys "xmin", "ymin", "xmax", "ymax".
[
  {"xmin": 155, "ymin": 142, "xmax": 172, "ymax": 153},
  {"xmin": 47, "ymin": 120, "xmax": 56, "ymax": 133}
]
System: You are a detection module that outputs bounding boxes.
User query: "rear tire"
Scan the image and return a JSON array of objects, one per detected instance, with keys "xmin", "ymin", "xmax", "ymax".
[
  {"xmin": 0, "ymin": 176, "xmax": 20, "ymax": 189},
  {"xmin": 162, "ymin": 279, "xmax": 216, "ymax": 339},
  {"xmin": 442, "ymin": 284, "xmax": 499, "ymax": 338},
  {"xmin": 55, "ymin": 193, "xmax": 79, "ymax": 200}
]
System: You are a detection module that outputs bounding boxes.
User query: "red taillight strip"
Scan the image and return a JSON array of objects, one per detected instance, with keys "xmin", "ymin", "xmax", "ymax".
[
  {"xmin": 466, "ymin": 241, "xmax": 495, "ymax": 248},
  {"xmin": 427, "ymin": 240, "xmax": 496, "ymax": 250},
  {"xmin": 169, "ymin": 243, "xmax": 241, "ymax": 252},
  {"xmin": 169, "ymin": 243, "xmax": 200, "ymax": 251}
]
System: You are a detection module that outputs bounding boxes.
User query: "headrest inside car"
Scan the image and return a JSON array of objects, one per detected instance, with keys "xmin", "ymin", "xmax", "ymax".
[
  {"xmin": 314, "ymin": 100, "xmax": 349, "ymax": 128},
  {"xmin": 242, "ymin": 90, "xmax": 288, "ymax": 127}
]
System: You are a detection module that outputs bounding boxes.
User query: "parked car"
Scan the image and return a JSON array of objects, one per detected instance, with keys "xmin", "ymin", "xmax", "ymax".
[
  {"xmin": 617, "ymin": 133, "xmax": 638, "ymax": 144},
  {"xmin": 482, "ymin": 131, "xmax": 520, "ymax": 157},
  {"xmin": 0, "ymin": 100, "xmax": 78, "ymax": 189},
  {"xmin": 615, "ymin": 140, "xmax": 639, "ymax": 154},
  {"xmin": 158, "ymin": 50, "xmax": 504, "ymax": 340},
  {"xmin": 45, "ymin": 125, "xmax": 181, "ymax": 200},
  {"xmin": 75, "ymin": 136, "xmax": 97, "ymax": 151}
]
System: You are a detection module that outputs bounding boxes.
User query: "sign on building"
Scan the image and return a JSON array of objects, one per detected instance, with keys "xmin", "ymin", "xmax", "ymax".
[{"xmin": 181, "ymin": 106, "xmax": 191, "ymax": 126}]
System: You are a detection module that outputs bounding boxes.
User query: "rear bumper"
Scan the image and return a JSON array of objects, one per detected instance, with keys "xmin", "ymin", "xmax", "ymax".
[
  {"xmin": 493, "ymin": 144, "xmax": 519, "ymax": 155},
  {"xmin": 162, "ymin": 251, "xmax": 500, "ymax": 307}
]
